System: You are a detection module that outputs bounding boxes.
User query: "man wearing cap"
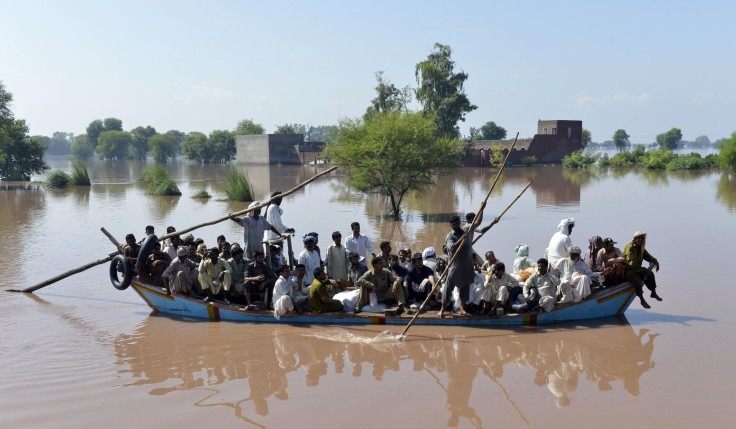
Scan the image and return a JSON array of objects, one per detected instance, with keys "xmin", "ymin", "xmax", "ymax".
[
  {"xmin": 547, "ymin": 218, "xmax": 576, "ymax": 271},
  {"xmin": 422, "ymin": 247, "xmax": 438, "ymax": 273},
  {"xmin": 344, "ymin": 222, "xmax": 376, "ymax": 262},
  {"xmin": 264, "ymin": 191, "xmax": 295, "ymax": 243},
  {"xmin": 598, "ymin": 238, "xmax": 625, "ymax": 285},
  {"xmin": 623, "ymin": 231, "xmax": 661, "ymax": 309},
  {"xmin": 325, "ymin": 231, "xmax": 349, "ymax": 282},
  {"xmin": 231, "ymin": 201, "xmax": 283, "ymax": 263},
  {"xmin": 298, "ymin": 235, "xmax": 322, "ymax": 285},
  {"xmin": 162, "ymin": 246, "xmax": 199, "ymax": 295},
  {"xmin": 199, "ymin": 247, "xmax": 233, "ymax": 303},
  {"xmin": 557, "ymin": 246, "xmax": 594, "ymax": 303}
]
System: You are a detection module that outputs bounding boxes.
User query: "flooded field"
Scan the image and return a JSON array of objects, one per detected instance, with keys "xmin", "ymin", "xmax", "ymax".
[{"xmin": 1, "ymin": 157, "xmax": 734, "ymax": 428}]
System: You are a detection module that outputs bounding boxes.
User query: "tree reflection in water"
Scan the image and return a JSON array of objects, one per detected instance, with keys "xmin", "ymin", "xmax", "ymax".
[
  {"xmin": 114, "ymin": 317, "xmax": 659, "ymax": 427},
  {"xmin": 716, "ymin": 172, "xmax": 736, "ymax": 212}
]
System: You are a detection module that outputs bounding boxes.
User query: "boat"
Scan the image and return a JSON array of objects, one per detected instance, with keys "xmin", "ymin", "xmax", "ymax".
[{"xmin": 128, "ymin": 277, "xmax": 637, "ymax": 326}]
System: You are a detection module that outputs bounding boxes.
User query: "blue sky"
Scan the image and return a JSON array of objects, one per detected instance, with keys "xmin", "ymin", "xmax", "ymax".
[{"xmin": 2, "ymin": 0, "xmax": 734, "ymax": 143}]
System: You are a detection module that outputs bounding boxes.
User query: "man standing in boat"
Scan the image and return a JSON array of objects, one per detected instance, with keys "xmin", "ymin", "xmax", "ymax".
[
  {"xmin": 264, "ymin": 191, "xmax": 295, "ymax": 244},
  {"xmin": 232, "ymin": 200, "xmax": 285, "ymax": 263},
  {"xmin": 345, "ymin": 222, "xmax": 376, "ymax": 262},
  {"xmin": 442, "ymin": 206, "xmax": 485, "ymax": 317},
  {"xmin": 623, "ymin": 231, "xmax": 661, "ymax": 309}
]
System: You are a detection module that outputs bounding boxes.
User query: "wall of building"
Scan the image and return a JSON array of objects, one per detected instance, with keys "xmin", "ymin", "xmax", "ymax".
[{"xmin": 235, "ymin": 134, "xmax": 304, "ymax": 165}]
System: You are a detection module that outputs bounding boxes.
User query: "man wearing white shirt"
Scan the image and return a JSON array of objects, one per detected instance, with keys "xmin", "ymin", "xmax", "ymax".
[
  {"xmin": 264, "ymin": 191, "xmax": 294, "ymax": 243},
  {"xmin": 298, "ymin": 235, "xmax": 321, "ymax": 285},
  {"xmin": 557, "ymin": 246, "xmax": 595, "ymax": 303},
  {"xmin": 344, "ymin": 222, "xmax": 376, "ymax": 261}
]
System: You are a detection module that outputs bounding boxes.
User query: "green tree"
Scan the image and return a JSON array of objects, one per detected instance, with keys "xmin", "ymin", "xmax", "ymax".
[
  {"xmin": 415, "ymin": 43, "xmax": 477, "ymax": 138},
  {"xmin": 656, "ymin": 128, "xmax": 683, "ymax": 151},
  {"xmin": 86, "ymin": 117, "xmax": 123, "ymax": 148},
  {"xmin": 718, "ymin": 131, "xmax": 736, "ymax": 171},
  {"xmin": 182, "ymin": 131, "xmax": 208, "ymax": 162},
  {"xmin": 364, "ymin": 71, "xmax": 412, "ymax": 120},
  {"xmin": 274, "ymin": 123, "xmax": 305, "ymax": 135},
  {"xmin": 165, "ymin": 130, "xmax": 185, "ymax": 155},
  {"xmin": 305, "ymin": 125, "xmax": 338, "ymax": 143},
  {"xmin": 581, "ymin": 129, "xmax": 592, "ymax": 149},
  {"xmin": 326, "ymin": 111, "xmax": 462, "ymax": 219},
  {"xmin": 208, "ymin": 130, "xmax": 236, "ymax": 163},
  {"xmin": 467, "ymin": 127, "xmax": 481, "ymax": 140},
  {"xmin": 479, "ymin": 121, "xmax": 507, "ymax": 140},
  {"xmin": 71, "ymin": 134, "xmax": 95, "ymax": 160},
  {"xmin": 233, "ymin": 119, "xmax": 265, "ymax": 135},
  {"xmin": 129, "ymin": 125, "xmax": 157, "ymax": 159},
  {"xmin": 0, "ymin": 82, "xmax": 49, "ymax": 180},
  {"xmin": 612, "ymin": 129, "xmax": 630, "ymax": 152},
  {"xmin": 694, "ymin": 135, "xmax": 711, "ymax": 147},
  {"xmin": 97, "ymin": 130, "xmax": 132, "ymax": 160},
  {"xmin": 103, "ymin": 117, "xmax": 123, "ymax": 132},
  {"xmin": 148, "ymin": 134, "xmax": 177, "ymax": 163}
]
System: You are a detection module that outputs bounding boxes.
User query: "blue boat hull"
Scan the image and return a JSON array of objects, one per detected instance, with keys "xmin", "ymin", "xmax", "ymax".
[{"xmin": 129, "ymin": 279, "xmax": 637, "ymax": 327}]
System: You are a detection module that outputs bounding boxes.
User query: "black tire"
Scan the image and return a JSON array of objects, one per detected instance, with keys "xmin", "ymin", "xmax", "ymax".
[
  {"xmin": 136, "ymin": 234, "xmax": 158, "ymax": 275},
  {"xmin": 110, "ymin": 254, "xmax": 133, "ymax": 290}
]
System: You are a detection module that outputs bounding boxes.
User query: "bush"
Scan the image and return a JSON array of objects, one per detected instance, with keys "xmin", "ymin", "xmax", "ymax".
[
  {"xmin": 598, "ymin": 153, "xmax": 610, "ymax": 168},
  {"xmin": 149, "ymin": 178, "xmax": 181, "ymax": 196},
  {"xmin": 521, "ymin": 156, "xmax": 537, "ymax": 167},
  {"xmin": 562, "ymin": 150, "xmax": 600, "ymax": 168},
  {"xmin": 224, "ymin": 166, "xmax": 254, "ymax": 201},
  {"xmin": 69, "ymin": 160, "xmax": 91, "ymax": 186},
  {"xmin": 640, "ymin": 149, "xmax": 675, "ymax": 169},
  {"xmin": 46, "ymin": 170, "xmax": 71, "ymax": 188},
  {"xmin": 140, "ymin": 165, "xmax": 181, "ymax": 196},
  {"xmin": 609, "ymin": 151, "xmax": 637, "ymax": 167},
  {"xmin": 666, "ymin": 153, "xmax": 708, "ymax": 170},
  {"xmin": 719, "ymin": 131, "xmax": 736, "ymax": 171}
]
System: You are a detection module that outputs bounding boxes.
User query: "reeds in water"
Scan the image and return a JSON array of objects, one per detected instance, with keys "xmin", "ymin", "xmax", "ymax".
[
  {"xmin": 68, "ymin": 160, "xmax": 91, "ymax": 186},
  {"xmin": 224, "ymin": 166, "xmax": 254, "ymax": 201},
  {"xmin": 192, "ymin": 189, "xmax": 212, "ymax": 199},
  {"xmin": 140, "ymin": 166, "xmax": 181, "ymax": 196},
  {"xmin": 46, "ymin": 171, "xmax": 71, "ymax": 189}
]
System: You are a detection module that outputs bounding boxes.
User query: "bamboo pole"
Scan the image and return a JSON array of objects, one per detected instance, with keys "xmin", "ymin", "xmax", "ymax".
[
  {"xmin": 472, "ymin": 181, "xmax": 533, "ymax": 245},
  {"xmin": 12, "ymin": 166, "xmax": 338, "ymax": 294},
  {"xmin": 100, "ymin": 227, "xmax": 124, "ymax": 254},
  {"xmin": 399, "ymin": 133, "xmax": 519, "ymax": 337}
]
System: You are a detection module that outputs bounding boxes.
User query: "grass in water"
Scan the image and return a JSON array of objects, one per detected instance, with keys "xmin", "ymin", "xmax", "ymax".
[
  {"xmin": 140, "ymin": 166, "xmax": 181, "ymax": 196},
  {"xmin": 69, "ymin": 160, "xmax": 91, "ymax": 186},
  {"xmin": 521, "ymin": 156, "xmax": 537, "ymax": 167},
  {"xmin": 224, "ymin": 166, "xmax": 254, "ymax": 201},
  {"xmin": 46, "ymin": 170, "xmax": 71, "ymax": 189},
  {"xmin": 192, "ymin": 189, "xmax": 211, "ymax": 199}
]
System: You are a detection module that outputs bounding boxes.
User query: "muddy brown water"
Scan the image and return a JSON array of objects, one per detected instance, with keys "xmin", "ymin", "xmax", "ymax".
[{"xmin": 1, "ymin": 157, "xmax": 734, "ymax": 428}]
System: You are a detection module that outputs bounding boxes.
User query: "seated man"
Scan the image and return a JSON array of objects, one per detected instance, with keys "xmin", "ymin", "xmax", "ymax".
[
  {"xmin": 219, "ymin": 242, "xmax": 232, "ymax": 261},
  {"xmin": 557, "ymin": 246, "xmax": 594, "ymax": 304},
  {"xmin": 273, "ymin": 265, "xmax": 304, "ymax": 319},
  {"xmin": 481, "ymin": 251, "xmax": 502, "ymax": 275},
  {"xmin": 513, "ymin": 244, "xmax": 536, "ymax": 273},
  {"xmin": 403, "ymin": 253, "xmax": 437, "ymax": 307},
  {"xmin": 347, "ymin": 252, "xmax": 368, "ymax": 288},
  {"xmin": 290, "ymin": 264, "xmax": 312, "ymax": 302},
  {"xmin": 523, "ymin": 258, "xmax": 561, "ymax": 313},
  {"xmin": 243, "ymin": 250, "xmax": 276, "ymax": 307},
  {"xmin": 310, "ymin": 268, "xmax": 344, "ymax": 314},
  {"xmin": 623, "ymin": 231, "xmax": 661, "ymax": 309},
  {"xmin": 187, "ymin": 242, "xmax": 202, "ymax": 265},
  {"xmin": 482, "ymin": 262, "xmax": 521, "ymax": 314},
  {"xmin": 598, "ymin": 237, "xmax": 625, "ymax": 285},
  {"xmin": 141, "ymin": 242, "xmax": 172, "ymax": 287},
  {"xmin": 378, "ymin": 241, "xmax": 392, "ymax": 266},
  {"xmin": 227, "ymin": 246, "xmax": 248, "ymax": 301},
  {"xmin": 354, "ymin": 257, "xmax": 406, "ymax": 313},
  {"xmin": 162, "ymin": 246, "xmax": 198, "ymax": 295},
  {"xmin": 397, "ymin": 248, "xmax": 411, "ymax": 270},
  {"xmin": 298, "ymin": 235, "xmax": 321, "ymax": 286},
  {"xmin": 198, "ymin": 247, "xmax": 233, "ymax": 303}
]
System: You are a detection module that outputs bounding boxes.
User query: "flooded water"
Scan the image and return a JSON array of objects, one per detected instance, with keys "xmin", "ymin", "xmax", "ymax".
[{"xmin": 1, "ymin": 157, "xmax": 734, "ymax": 428}]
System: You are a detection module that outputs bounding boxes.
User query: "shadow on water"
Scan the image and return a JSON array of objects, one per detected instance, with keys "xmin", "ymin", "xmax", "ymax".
[
  {"xmin": 624, "ymin": 309, "xmax": 717, "ymax": 326},
  {"xmin": 108, "ymin": 314, "xmax": 663, "ymax": 427}
]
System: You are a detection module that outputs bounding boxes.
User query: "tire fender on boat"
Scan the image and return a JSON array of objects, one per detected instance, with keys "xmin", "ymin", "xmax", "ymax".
[
  {"xmin": 135, "ymin": 234, "xmax": 158, "ymax": 275},
  {"xmin": 110, "ymin": 254, "xmax": 133, "ymax": 290}
]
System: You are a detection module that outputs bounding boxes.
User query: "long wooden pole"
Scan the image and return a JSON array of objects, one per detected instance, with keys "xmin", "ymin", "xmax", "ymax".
[
  {"xmin": 472, "ymin": 181, "xmax": 533, "ymax": 245},
  {"xmin": 12, "ymin": 166, "xmax": 338, "ymax": 294},
  {"xmin": 400, "ymin": 133, "xmax": 518, "ymax": 337}
]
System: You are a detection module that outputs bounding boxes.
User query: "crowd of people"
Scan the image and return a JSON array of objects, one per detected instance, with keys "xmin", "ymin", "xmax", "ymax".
[{"xmin": 124, "ymin": 192, "xmax": 662, "ymax": 318}]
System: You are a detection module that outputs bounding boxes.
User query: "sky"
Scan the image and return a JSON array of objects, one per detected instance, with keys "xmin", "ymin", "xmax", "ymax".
[{"xmin": 1, "ymin": 0, "xmax": 734, "ymax": 144}]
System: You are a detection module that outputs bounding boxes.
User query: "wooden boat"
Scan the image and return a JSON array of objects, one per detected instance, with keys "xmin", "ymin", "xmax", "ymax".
[{"xmin": 129, "ymin": 278, "xmax": 637, "ymax": 326}]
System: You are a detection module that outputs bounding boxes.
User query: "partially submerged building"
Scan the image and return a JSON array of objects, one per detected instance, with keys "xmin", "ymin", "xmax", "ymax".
[
  {"xmin": 235, "ymin": 134, "xmax": 325, "ymax": 165},
  {"xmin": 467, "ymin": 119, "xmax": 582, "ymax": 166}
]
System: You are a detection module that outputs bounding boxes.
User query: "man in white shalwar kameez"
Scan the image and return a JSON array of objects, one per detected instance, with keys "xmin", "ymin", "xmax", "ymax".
[
  {"xmin": 264, "ymin": 191, "xmax": 294, "ymax": 243},
  {"xmin": 547, "ymin": 218, "xmax": 576, "ymax": 271},
  {"xmin": 273, "ymin": 265, "xmax": 304, "ymax": 319},
  {"xmin": 557, "ymin": 246, "xmax": 595, "ymax": 303}
]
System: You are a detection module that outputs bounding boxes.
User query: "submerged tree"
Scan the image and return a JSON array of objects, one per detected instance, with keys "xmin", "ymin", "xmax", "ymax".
[
  {"xmin": 0, "ymin": 82, "xmax": 48, "ymax": 180},
  {"xmin": 415, "ymin": 43, "xmax": 477, "ymax": 138},
  {"xmin": 656, "ymin": 128, "xmax": 682, "ymax": 151},
  {"xmin": 148, "ymin": 133, "xmax": 176, "ymax": 163},
  {"xmin": 97, "ymin": 130, "xmax": 132, "ymax": 160},
  {"xmin": 327, "ymin": 110, "xmax": 462, "ymax": 219},
  {"xmin": 581, "ymin": 129, "xmax": 592, "ymax": 149},
  {"xmin": 612, "ymin": 129, "xmax": 631, "ymax": 152},
  {"xmin": 129, "ymin": 125, "xmax": 157, "ymax": 159}
]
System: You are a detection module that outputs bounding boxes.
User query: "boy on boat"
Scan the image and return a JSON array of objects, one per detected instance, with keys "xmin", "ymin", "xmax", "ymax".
[{"xmin": 623, "ymin": 231, "xmax": 662, "ymax": 309}]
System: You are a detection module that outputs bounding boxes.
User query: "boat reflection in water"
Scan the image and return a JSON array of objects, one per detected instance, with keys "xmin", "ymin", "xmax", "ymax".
[{"xmin": 114, "ymin": 316, "xmax": 658, "ymax": 427}]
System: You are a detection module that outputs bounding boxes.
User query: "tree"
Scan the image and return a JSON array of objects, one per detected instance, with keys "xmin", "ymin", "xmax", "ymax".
[
  {"xmin": 612, "ymin": 129, "xmax": 631, "ymax": 152},
  {"xmin": 97, "ymin": 130, "xmax": 132, "ymax": 160},
  {"xmin": 305, "ymin": 125, "xmax": 339, "ymax": 144},
  {"xmin": 364, "ymin": 71, "xmax": 412, "ymax": 120},
  {"xmin": 479, "ymin": 121, "xmax": 507, "ymax": 140},
  {"xmin": 182, "ymin": 131, "xmax": 208, "ymax": 162},
  {"xmin": 274, "ymin": 123, "xmax": 305, "ymax": 135},
  {"xmin": 233, "ymin": 119, "xmax": 265, "ymax": 135},
  {"xmin": 207, "ymin": 130, "xmax": 236, "ymax": 163},
  {"xmin": 0, "ymin": 82, "xmax": 48, "ymax": 180},
  {"xmin": 656, "ymin": 128, "xmax": 683, "ymax": 151},
  {"xmin": 581, "ymin": 129, "xmax": 592, "ymax": 149},
  {"xmin": 71, "ymin": 134, "xmax": 95, "ymax": 160},
  {"xmin": 165, "ymin": 130, "xmax": 185, "ymax": 155},
  {"xmin": 327, "ymin": 111, "xmax": 462, "ymax": 219},
  {"xmin": 415, "ymin": 43, "xmax": 477, "ymax": 138},
  {"xmin": 148, "ymin": 134, "xmax": 177, "ymax": 163},
  {"xmin": 718, "ymin": 131, "xmax": 736, "ymax": 171},
  {"xmin": 694, "ymin": 135, "xmax": 711, "ymax": 147},
  {"xmin": 467, "ymin": 127, "xmax": 481, "ymax": 140},
  {"xmin": 129, "ymin": 125, "xmax": 157, "ymax": 159},
  {"xmin": 103, "ymin": 117, "xmax": 123, "ymax": 132},
  {"xmin": 86, "ymin": 117, "xmax": 123, "ymax": 148}
]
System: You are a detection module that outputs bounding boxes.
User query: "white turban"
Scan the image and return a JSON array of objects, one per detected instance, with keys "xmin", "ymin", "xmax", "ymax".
[
  {"xmin": 176, "ymin": 246, "xmax": 188, "ymax": 257},
  {"xmin": 422, "ymin": 247, "xmax": 436, "ymax": 259},
  {"xmin": 514, "ymin": 244, "xmax": 530, "ymax": 257},
  {"xmin": 557, "ymin": 218, "xmax": 576, "ymax": 235},
  {"xmin": 249, "ymin": 201, "xmax": 261, "ymax": 209}
]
